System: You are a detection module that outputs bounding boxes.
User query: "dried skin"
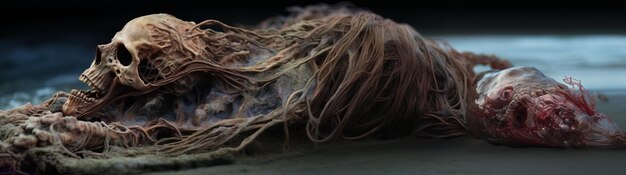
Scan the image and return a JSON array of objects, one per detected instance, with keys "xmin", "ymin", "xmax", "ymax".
[{"xmin": 0, "ymin": 5, "xmax": 516, "ymax": 174}]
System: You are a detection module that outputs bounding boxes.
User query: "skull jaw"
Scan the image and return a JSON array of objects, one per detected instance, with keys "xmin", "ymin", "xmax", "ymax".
[
  {"xmin": 62, "ymin": 78, "xmax": 153, "ymax": 117},
  {"xmin": 65, "ymin": 60, "xmax": 206, "ymax": 117}
]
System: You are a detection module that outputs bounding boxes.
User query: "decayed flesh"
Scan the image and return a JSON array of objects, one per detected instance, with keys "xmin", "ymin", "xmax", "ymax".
[
  {"xmin": 471, "ymin": 66, "xmax": 625, "ymax": 147},
  {"xmin": 3, "ymin": 5, "xmax": 626, "ymax": 175}
]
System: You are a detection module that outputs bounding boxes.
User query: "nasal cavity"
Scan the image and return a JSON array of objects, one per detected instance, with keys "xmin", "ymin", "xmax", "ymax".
[
  {"xmin": 94, "ymin": 46, "xmax": 102, "ymax": 65},
  {"xmin": 514, "ymin": 107, "xmax": 528, "ymax": 127},
  {"xmin": 117, "ymin": 44, "xmax": 133, "ymax": 66}
]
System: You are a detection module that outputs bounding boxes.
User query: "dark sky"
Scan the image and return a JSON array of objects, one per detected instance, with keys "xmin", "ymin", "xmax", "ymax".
[{"xmin": 2, "ymin": 0, "xmax": 626, "ymax": 37}]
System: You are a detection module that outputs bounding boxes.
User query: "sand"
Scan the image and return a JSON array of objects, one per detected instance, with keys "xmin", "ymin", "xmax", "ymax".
[
  {"xmin": 3, "ymin": 35, "xmax": 625, "ymax": 175},
  {"xmin": 146, "ymin": 93, "xmax": 626, "ymax": 175}
]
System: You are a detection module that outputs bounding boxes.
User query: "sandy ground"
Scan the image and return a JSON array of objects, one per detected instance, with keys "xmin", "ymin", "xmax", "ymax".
[
  {"xmin": 3, "ymin": 35, "xmax": 625, "ymax": 175},
  {"xmin": 147, "ymin": 93, "xmax": 626, "ymax": 175}
]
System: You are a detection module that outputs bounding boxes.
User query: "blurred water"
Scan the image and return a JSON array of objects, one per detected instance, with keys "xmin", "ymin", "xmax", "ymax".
[
  {"xmin": 440, "ymin": 35, "xmax": 626, "ymax": 91},
  {"xmin": 1, "ymin": 35, "xmax": 626, "ymax": 110},
  {"xmin": 0, "ymin": 35, "xmax": 94, "ymax": 110}
]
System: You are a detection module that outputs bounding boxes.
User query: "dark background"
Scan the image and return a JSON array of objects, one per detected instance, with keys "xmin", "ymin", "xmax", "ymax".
[
  {"xmin": 1, "ymin": 0, "xmax": 625, "ymax": 92},
  {"xmin": 4, "ymin": 1, "xmax": 626, "ymax": 173},
  {"xmin": 2, "ymin": 0, "xmax": 626, "ymax": 37}
]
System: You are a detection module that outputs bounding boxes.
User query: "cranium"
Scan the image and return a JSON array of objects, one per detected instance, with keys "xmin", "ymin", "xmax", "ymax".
[{"xmin": 63, "ymin": 14, "xmax": 205, "ymax": 116}]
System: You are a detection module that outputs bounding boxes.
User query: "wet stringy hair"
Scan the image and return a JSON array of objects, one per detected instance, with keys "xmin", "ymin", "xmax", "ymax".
[
  {"xmin": 143, "ymin": 6, "xmax": 482, "ymax": 149},
  {"xmin": 0, "ymin": 5, "xmax": 506, "ymax": 173},
  {"xmin": 166, "ymin": 6, "xmax": 481, "ymax": 147}
]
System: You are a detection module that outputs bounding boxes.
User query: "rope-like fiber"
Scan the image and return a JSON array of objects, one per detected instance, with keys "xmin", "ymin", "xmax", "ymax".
[{"xmin": 0, "ymin": 5, "xmax": 511, "ymax": 174}]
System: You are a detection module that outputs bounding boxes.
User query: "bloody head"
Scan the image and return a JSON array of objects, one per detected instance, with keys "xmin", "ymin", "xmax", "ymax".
[{"xmin": 470, "ymin": 66, "xmax": 624, "ymax": 148}]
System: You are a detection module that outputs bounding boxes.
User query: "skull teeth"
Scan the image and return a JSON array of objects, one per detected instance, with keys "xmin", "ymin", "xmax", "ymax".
[
  {"xmin": 79, "ymin": 75, "xmax": 107, "ymax": 92},
  {"xmin": 69, "ymin": 89, "xmax": 98, "ymax": 103}
]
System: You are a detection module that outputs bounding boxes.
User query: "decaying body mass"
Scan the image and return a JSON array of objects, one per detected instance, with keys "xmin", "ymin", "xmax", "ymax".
[{"xmin": 1, "ymin": 5, "xmax": 624, "ymax": 174}]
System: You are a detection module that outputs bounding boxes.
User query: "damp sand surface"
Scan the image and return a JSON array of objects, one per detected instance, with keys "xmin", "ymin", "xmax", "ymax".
[
  {"xmin": 149, "ymin": 93, "xmax": 626, "ymax": 175},
  {"xmin": 3, "ymin": 35, "xmax": 626, "ymax": 174}
]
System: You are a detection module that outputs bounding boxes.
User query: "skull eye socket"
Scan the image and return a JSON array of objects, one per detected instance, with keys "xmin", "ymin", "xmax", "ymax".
[
  {"xmin": 117, "ymin": 44, "xmax": 133, "ymax": 66},
  {"xmin": 499, "ymin": 86, "xmax": 514, "ymax": 102},
  {"xmin": 94, "ymin": 46, "xmax": 102, "ymax": 65}
]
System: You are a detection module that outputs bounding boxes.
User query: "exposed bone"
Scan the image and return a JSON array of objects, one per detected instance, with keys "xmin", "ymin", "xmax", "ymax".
[{"xmin": 0, "ymin": 5, "xmax": 551, "ymax": 174}]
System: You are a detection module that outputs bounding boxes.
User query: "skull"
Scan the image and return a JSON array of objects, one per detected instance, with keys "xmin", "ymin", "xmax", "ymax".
[
  {"xmin": 103, "ymin": 13, "xmax": 201, "ymax": 89},
  {"xmin": 63, "ymin": 14, "xmax": 204, "ymax": 116}
]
